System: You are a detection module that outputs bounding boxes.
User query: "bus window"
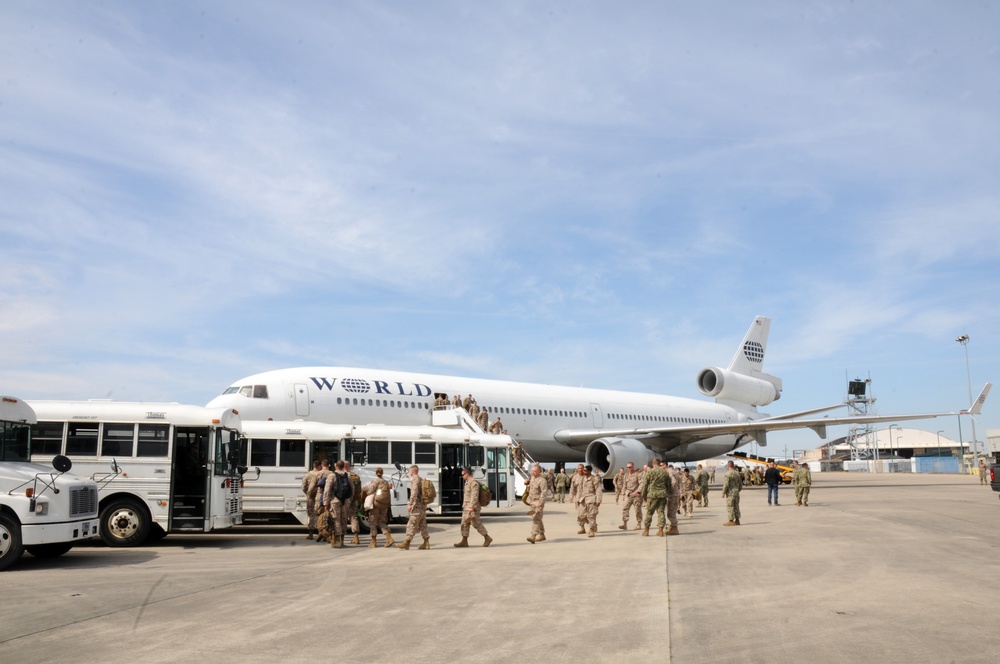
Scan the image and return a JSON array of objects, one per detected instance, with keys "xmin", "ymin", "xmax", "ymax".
[
  {"xmin": 216, "ymin": 429, "xmax": 243, "ymax": 475},
  {"xmin": 414, "ymin": 442, "xmax": 435, "ymax": 464},
  {"xmin": 279, "ymin": 440, "xmax": 305, "ymax": 467},
  {"xmin": 66, "ymin": 423, "xmax": 99, "ymax": 456},
  {"xmin": 102, "ymin": 423, "xmax": 135, "ymax": 457},
  {"xmin": 0, "ymin": 421, "xmax": 30, "ymax": 461},
  {"xmin": 390, "ymin": 441, "xmax": 412, "ymax": 466},
  {"xmin": 137, "ymin": 424, "xmax": 170, "ymax": 457},
  {"xmin": 467, "ymin": 446, "xmax": 484, "ymax": 468},
  {"xmin": 31, "ymin": 422, "xmax": 65, "ymax": 456},
  {"xmin": 250, "ymin": 439, "xmax": 277, "ymax": 467},
  {"xmin": 367, "ymin": 441, "xmax": 389, "ymax": 464}
]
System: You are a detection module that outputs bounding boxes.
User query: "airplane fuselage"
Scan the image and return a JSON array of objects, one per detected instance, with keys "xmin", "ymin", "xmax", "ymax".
[{"xmin": 207, "ymin": 367, "xmax": 752, "ymax": 463}]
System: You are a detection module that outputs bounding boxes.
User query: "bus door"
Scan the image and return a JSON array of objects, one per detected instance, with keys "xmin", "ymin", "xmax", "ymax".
[
  {"xmin": 439, "ymin": 443, "xmax": 465, "ymax": 513},
  {"xmin": 170, "ymin": 427, "xmax": 210, "ymax": 531},
  {"xmin": 310, "ymin": 440, "xmax": 341, "ymax": 467},
  {"xmin": 485, "ymin": 446, "xmax": 510, "ymax": 505}
]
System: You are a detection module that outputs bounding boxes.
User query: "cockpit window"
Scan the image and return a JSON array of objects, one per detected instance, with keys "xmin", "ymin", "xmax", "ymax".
[
  {"xmin": 222, "ymin": 387, "xmax": 239, "ymax": 395},
  {"xmin": 239, "ymin": 386, "xmax": 253, "ymax": 397},
  {"xmin": 253, "ymin": 385, "xmax": 269, "ymax": 399}
]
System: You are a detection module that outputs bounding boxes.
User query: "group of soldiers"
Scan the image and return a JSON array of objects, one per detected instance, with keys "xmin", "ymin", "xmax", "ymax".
[
  {"xmin": 301, "ymin": 453, "xmax": 816, "ymax": 551},
  {"xmin": 433, "ymin": 393, "xmax": 504, "ymax": 434}
]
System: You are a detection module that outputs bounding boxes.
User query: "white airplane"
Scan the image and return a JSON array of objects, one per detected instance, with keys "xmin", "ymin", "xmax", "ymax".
[{"xmin": 206, "ymin": 316, "xmax": 991, "ymax": 477}]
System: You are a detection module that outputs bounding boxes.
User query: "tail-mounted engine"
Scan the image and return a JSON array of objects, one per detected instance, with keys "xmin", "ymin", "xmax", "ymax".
[{"xmin": 697, "ymin": 367, "xmax": 781, "ymax": 406}]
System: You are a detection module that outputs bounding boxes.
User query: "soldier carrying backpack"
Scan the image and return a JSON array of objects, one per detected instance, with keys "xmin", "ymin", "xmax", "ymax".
[
  {"xmin": 453, "ymin": 467, "xmax": 493, "ymax": 548},
  {"xmin": 324, "ymin": 460, "xmax": 356, "ymax": 549},
  {"xmin": 396, "ymin": 465, "xmax": 431, "ymax": 551}
]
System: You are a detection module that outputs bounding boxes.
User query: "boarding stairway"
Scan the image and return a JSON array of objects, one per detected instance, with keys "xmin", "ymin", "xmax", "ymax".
[{"xmin": 430, "ymin": 405, "xmax": 536, "ymax": 480}]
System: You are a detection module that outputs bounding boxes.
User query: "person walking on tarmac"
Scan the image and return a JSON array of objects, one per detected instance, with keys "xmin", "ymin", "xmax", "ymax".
[
  {"xmin": 454, "ymin": 467, "xmax": 492, "ymax": 548},
  {"xmin": 722, "ymin": 460, "xmax": 742, "ymax": 526},
  {"xmin": 397, "ymin": 465, "xmax": 431, "ymax": 550}
]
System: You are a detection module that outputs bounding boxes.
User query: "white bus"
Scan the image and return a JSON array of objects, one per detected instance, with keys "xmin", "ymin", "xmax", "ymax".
[
  {"xmin": 1, "ymin": 396, "xmax": 100, "ymax": 570},
  {"xmin": 28, "ymin": 401, "xmax": 246, "ymax": 547},
  {"xmin": 238, "ymin": 420, "xmax": 516, "ymax": 526}
]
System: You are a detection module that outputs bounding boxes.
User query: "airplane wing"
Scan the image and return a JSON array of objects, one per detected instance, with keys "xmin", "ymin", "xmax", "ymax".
[{"xmin": 553, "ymin": 383, "xmax": 992, "ymax": 453}]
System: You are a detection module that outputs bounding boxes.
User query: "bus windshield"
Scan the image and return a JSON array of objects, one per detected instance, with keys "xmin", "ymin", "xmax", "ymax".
[
  {"xmin": 215, "ymin": 428, "xmax": 243, "ymax": 476},
  {"xmin": 0, "ymin": 421, "xmax": 31, "ymax": 462}
]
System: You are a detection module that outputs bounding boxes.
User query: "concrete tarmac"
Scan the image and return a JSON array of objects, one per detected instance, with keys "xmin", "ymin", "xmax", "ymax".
[{"xmin": 1, "ymin": 474, "xmax": 998, "ymax": 663}]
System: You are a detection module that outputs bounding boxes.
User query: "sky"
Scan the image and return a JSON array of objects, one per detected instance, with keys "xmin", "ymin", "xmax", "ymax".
[{"xmin": 2, "ymin": 2, "xmax": 999, "ymax": 454}]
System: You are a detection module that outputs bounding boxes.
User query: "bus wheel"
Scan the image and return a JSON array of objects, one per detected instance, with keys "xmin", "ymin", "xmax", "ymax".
[
  {"xmin": 26, "ymin": 542, "xmax": 73, "ymax": 558},
  {"xmin": 0, "ymin": 513, "xmax": 25, "ymax": 571},
  {"xmin": 100, "ymin": 499, "xmax": 151, "ymax": 547}
]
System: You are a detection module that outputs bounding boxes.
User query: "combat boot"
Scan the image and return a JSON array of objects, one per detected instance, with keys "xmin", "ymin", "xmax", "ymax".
[
  {"xmin": 332, "ymin": 535, "xmax": 343, "ymax": 549},
  {"xmin": 723, "ymin": 520, "xmax": 736, "ymax": 526},
  {"xmin": 656, "ymin": 527, "xmax": 664, "ymax": 537},
  {"xmin": 577, "ymin": 527, "xmax": 586, "ymax": 534},
  {"xmin": 734, "ymin": 519, "xmax": 741, "ymax": 525},
  {"xmin": 396, "ymin": 537, "xmax": 411, "ymax": 550},
  {"xmin": 483, "ymin": 534, "xmax": 493, "ymax": 547},
  {"xmin": 453, "ymin": 537, "xmax": 469, "ymax": 548},
  {"xmin": 368, "ymin": 538, "xmax": 377, "ymax": 548},
  {"xmin": 619, "ymin": 521, "xmax": 628, "ymax": 530},
  {"xmin": 384, "ymin": 533, "xmax": 395, "ymax": 548},
  {"xmin": 666, "ymin": 525, "xmax": 679, "ymax": 536},
  {"xmin": 535, "ymin": 534, "xmax": 546, "ymax": 542},
  {"xmin": 306, "ymin": 529, "xmax": 314, "ymax": 541},
  {"xmin": 526, "ymin": 535, "xmax": 536, "ymax": 544},
  {"xmin": 418, "ymin": 537, "xmax": 430, "ymax": 550},
  {"xmin": 633, "ymin": 523, "xmax": 642, "ymax": 531},
  {"xmin": 351, "ymin": 533, "xmax": 359, "ymax": 545},
  {"xmin": 588, "ymin": 530, "xmax": 596, "ymax": 538},
  {"xmin": 641, "ymin": 528, "xmax": 649, "ymax": 536}
]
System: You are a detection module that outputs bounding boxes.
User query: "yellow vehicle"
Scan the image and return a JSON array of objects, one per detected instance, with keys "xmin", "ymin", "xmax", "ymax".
[{"xmin": 728, "ymin": 452, "xmax": 793, "ymax": 484}]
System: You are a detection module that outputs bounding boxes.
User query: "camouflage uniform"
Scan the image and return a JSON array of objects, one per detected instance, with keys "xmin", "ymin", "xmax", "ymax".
[
  {"xmin": 403, "ymin": 474, "xmax": 430, "ymax": 543},
  {"xmin": 722, "ymin": 468, "xmax": 742, "ymax": 524},
  {"xmin": 640, "ymin": 466, "xmax": 669, "ymax": 534},
  {"xmin": 679, "ymin": 472, "xmax": 694, "ymax": 517},
  {"xmin": 323, "ymin": 470, "xmax": 356, "ymax": 546},
  {"xmin": 613, "ymin": 470, "xmax": 624, "ymax": 504},
  {"xmin": 576, "ymin": 474, "xmax": 602, "ymax": 536},
  {"xmin": 460, "ymin": 477, "xmax": 490, "ymax": 540},
  {"xmin": 526, "ymin": 474, "xmax": 548, "ymax": 541},
  {"xmin": 980, "ymin": 460, "xmax": 989, "ymax": 485},
  {"xmin": 301, "ymin": 467, "xmax": 319, "ymax": 536},
  {"xmin": 347, "ymin": 470, "xmax": 362, "ymax": 542},
  {"xmin": 797, "ymin": 464, "xmax": 812, "ymax": 506},
  {"xmin": 361, "ymin": 477, "xmax": 392, "ymax": 545},
  {"xmin": 554, "ymin": 471, "xmax": 570, "ymax": 503},
  {"xmin": 667, "ymin": 468, "xmax": 680, "ymax": 532},
  {"xmin": 620, "ymin": 469, "xmax": 644, "ymax": 528},
  {"xmin": 569, "ymin": 471, "xmax": 585, "ymax": 532},
  {"xmin": 696, "ymin": 469, "xmax": 710, "ymax": 507},
  {"xmin": 314, "ymin": 468, "xmax": 333, "ymax": 511}
]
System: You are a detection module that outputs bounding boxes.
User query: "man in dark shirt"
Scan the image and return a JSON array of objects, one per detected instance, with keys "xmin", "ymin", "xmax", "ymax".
[{"xmin": 764, "ymin": 461, "xmax": 782, "ymax": 506}]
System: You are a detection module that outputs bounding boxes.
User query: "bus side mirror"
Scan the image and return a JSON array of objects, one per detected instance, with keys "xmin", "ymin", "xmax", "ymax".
[
  {"xmin": 110, "ymin": 458, "xmax": 120, "ymax": 475},
  {"xmin": 53, "ymin": 454, "xmax": 73, "ymax": 473},
  {"xmin": 394, "ymin": 462, "xmax": 402, "ymax": 472}
]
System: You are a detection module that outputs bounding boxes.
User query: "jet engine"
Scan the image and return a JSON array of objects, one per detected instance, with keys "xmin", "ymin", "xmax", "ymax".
[
  {"xmin": 697, "ymin": 367, "xmax": 781, "ymax": 406},
  {"xmin": 585, "ymin": 438, "xmax": 656, "ymax": 479}
]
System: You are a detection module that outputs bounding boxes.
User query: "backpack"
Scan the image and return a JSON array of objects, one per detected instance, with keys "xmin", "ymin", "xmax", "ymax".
[
  {"xmin": 478, "ymin": 482, "xmax": 492, "ymax": 507},
  {"xmin": 373, "ymin": 479, "xmax": 391, "ymax": 508},
  {"xmin": 332, "ymin": 472, "xmax": 353, "ymax": 502},
  {"xmin": 421, "ymin": 478, "xmax": 437, "ymax": 504}
]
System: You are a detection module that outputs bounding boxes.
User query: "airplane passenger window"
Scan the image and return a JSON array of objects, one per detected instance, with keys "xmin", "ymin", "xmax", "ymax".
[
  {"xmin": 353, "ymin": 398, "xmax": 358, "ymax": 405},
  {"xmin": 337, "ymin": 398, "xmax": 342, "ymax": 404}
]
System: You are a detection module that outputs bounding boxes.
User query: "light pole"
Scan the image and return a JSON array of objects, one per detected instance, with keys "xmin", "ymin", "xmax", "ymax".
[
  {"xmin": 936, "ymin": 429, "xmax": 944, "ymax": 459},
  {"xmin": 895, "ymin": 436, "xmax": 902, "ymax": 473},
  {"xmin": 956, "ymin": 334, "xmax": 978, "ymax": 461},
  {"xmin": 887, "ymin": 424, "xmax": 899, "ymax": 473}
]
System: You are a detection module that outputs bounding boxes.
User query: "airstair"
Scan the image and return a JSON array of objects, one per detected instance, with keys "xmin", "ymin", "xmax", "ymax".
[{"xmin": 430, "ymin": 406, "xmax": 536, "ymax": 480}]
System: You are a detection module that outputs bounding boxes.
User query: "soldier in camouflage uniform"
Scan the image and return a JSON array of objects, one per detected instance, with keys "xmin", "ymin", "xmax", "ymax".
[
  {"xmin": 613, "ymin": 468, "xmax": 625, "ymax": 504},
  {"xmin": 695, "ymin": 464, "xmax": 710, "ymax": 507},
  {"xmin": 665, "ymin": 466, "xmax": 680, "ymax": 535},
  {"xmin": 569, "ymin": 464, "xmax": 586, "ymax": 532},
  {"xmin": 722, "ymin": 460, "xmax": 742, "ymax": 525},
  {"xmin": 576, "ymin": 465, "xmax": 602, "ymax": 537},
  {"xmin": 323, "ymin": 460, "xmax": 356, "ymax": 548},
  {"xmin": 795, "ymin": 461, "xmax": 812, "ymax": 506},
  {"xmin": 344, "ymin": 460, "xmax": 363, "ymax": 545},
  {"xmin": 618, "ymin": 463, "xmax": 644, "ymax": 530},
  {"xmin": 455, "ymin": 467, "xmax": 492, "ymax": 547},
  {"xmin": 554, "ymin": 468, "xmax": 570, "ymax": 503},
  {"xmin": 525, "ymin": 464, "xmax": 548, "ymax": 544},
  {"xmin": 640, "ymin": 458, "xmax": 669, "ymax": 536},
  {"xmin": 302, "ymin": 459, "xmax": 322, "ymax": 540},
  {"xmin": 313, "ymin": 460, "xmax": 334, "ymax": 541},
  {"xmin": 680, "ymin": 468, "xmax": 694, "ymax": 518},
  {"xmin": 361, "ymin": 467, "xmax": 394, "ymax": 548},
  {"xmin": 397, "ymin": 465, "xmax": 430, "ymax": 550}
]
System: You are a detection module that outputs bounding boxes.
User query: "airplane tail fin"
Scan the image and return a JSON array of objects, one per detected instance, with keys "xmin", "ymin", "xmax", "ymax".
[
  {"xmin": 967, "ymin": 383, "xmax": 992, "ymax": 416},
  {"xmin": 727, "ymin": 316, "xmax": 772, "ymax": 376}
]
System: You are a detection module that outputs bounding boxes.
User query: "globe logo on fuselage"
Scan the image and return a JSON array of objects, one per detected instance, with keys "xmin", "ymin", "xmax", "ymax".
[{"xmin": 341, "ymin": 378, "xmax": 371, "ymax": 393}]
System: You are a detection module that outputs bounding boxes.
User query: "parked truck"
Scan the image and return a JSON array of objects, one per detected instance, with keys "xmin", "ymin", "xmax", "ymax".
[{"xmin": 0, "ymin": 395, "xmax": 100, "ymax": 570}]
